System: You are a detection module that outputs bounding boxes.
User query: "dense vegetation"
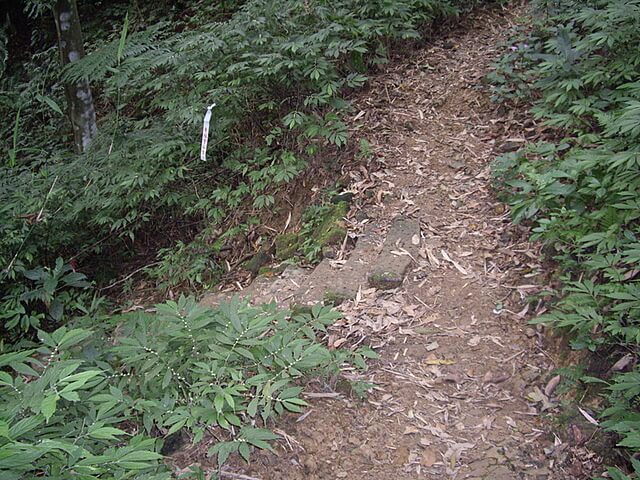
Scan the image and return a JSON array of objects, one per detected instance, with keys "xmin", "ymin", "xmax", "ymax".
[
  {"xmin": 0, "ymin": 0, "xmax": 497, "ymax": 478},
  {"xmin": 490, "ymin": 0, "xmax": 640, "ymax": 477},
  {"xmin": 1, "ymin": 0, "xmax": 492, "ymax": 333}
]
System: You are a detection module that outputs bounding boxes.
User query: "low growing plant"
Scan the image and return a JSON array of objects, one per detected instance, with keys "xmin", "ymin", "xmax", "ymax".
[
  {"xmin": 490, "ymin": 0, "xmax": 640, "ymax": 475},
  {"xmin": 1, "ymin": 295, "xmax": 367, "ymax": 477}
]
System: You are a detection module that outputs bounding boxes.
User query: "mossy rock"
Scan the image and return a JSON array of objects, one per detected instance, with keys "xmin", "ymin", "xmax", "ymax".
[
  {"xmin": 242, "ymin": 250, "xmax": 272, "ymax": 274},
  {"xmin": 368, "ymin": 271, "xmax": 403, "ymax": 290},
  {"xmin": 313, "ymin": 201, "xmax": 348, "ymax": 247},
  {"xmin": 323, "ymin": 289, "xmax": 350, "ymax": 306},
  {"xmin": 275, "ymin": 233, "xmax": 300, "ymax": 261}
]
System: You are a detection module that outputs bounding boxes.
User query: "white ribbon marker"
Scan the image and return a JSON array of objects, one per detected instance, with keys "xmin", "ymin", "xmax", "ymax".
[{"xmin": 200, "ymin": 103, "xmax": 216, "ymax": 161}]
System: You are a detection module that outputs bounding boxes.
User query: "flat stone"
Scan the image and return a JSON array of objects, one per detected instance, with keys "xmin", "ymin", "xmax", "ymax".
[
  {"xmin": 199, "ymin": 266, "xmax": 310, "ymax": 308},
  {"xmin": 367, "ymin": 217, "xmax": 420, "ymax": 290},
  {"xmin": 293, "ymin": 225, "xmax": 380, "ymax": 306}
]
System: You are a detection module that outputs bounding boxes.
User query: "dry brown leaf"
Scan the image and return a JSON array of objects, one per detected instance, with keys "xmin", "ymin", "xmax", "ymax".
[
  {"xmin": 425, "ymin": 359, "xmax": 455, "ymax": 365},
  {"xmin": 426, "ymin": 341, "xmax": 439, "ymax": 351},
  {"xmin": 483, "ymin": 371, "xmax": 510, "ymax": 384},
  {"xmin": 441, "ymin": 249, "xmax": 468, "ymax": 275},
  {"xmin": 610, "ymin": 353, "xmax": 634, "ymax": 372},
  {"xmin": 544, "ymin": 375, "xmax": 561, "ymax": 397},
  {"xmin": 577, "ymin": 407, "xmax": 599, "ymax": 426},
  {"xmin": 467, "ymin": 335, "xmax": 481, "ymax": 347}
]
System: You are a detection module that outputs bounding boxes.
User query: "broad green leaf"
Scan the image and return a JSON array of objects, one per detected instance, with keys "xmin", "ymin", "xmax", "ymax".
[
  {"xmin": 41, "ymin": 395, "xmax": 58, "ymax": 422},
  {"xmin": 89, "ymin": 427, "xmax": 127, "ymax": 440}
]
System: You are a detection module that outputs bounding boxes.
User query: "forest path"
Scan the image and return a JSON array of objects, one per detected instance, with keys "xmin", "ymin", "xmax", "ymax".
[{"xmin": 190, "ymin": 5, "xmax": 574, "ymax": 479}]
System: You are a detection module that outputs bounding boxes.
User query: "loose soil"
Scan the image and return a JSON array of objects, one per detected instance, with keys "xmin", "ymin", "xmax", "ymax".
[{"xmin": 175, "ymin": 4, "xmax": 608, "ymax": 479}]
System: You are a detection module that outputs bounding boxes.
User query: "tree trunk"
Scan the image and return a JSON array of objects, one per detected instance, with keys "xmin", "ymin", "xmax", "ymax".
[{"xmin": 53, "ymin": 0, "xmax": 97, "ymax": 153}]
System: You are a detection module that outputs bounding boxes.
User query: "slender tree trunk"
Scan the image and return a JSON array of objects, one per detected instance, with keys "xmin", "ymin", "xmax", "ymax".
[{"xmin": 53, "ymin": 0, "xmax": 97, "ymax": 153}]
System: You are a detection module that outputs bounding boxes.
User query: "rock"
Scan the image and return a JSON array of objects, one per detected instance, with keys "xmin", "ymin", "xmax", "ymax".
[
  {"xmin": 321, "ymin": 246, "xmax": 336, "ymax": 259},
  {"xmin": 368, "ymin": 270, "xmax": 404, "ymax": 290},
  {"xmin": 367, "ymin": 217, "xmax": 420, "ymax": 290},
  {"xmin": 242, "ymin": 249, "xmax": 272, "ymax": 274},
  {"xmin": 498, "ymin": 140, "xmax": 525, "ymax": 153},
  {"xmin": 323, "ymin": 289, "xmax": 350, "ymax": 306},
  {"xmin": 293, "ymin": 223, "xmax": 379, "ymax": 305},
  {"xmin": 312, "ymin": 202, "xmax": 349, "ymax": 247},
  {"xmin": 331, "ymin": 192, "xmax": 354, "ymax": 204}
]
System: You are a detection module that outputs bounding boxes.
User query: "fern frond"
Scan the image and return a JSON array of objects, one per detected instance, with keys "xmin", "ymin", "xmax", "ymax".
[{"xmin": 61, "ymin": 25, "xmax": 167, "ymax": 84}]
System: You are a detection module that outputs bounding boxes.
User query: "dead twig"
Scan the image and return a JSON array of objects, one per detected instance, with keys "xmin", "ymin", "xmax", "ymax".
[{"xmin": 219, "ymin": 469, "xmax": 262, "ymax": 480}]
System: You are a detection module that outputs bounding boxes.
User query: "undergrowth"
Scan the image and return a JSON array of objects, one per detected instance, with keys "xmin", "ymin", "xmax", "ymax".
[
  {"xmin": 490, "ymin": 0, "xmax": 640, "ymax": 476},
  {"xmin": 1, "ymin": 1, "xmax": 499, "ymax": 477},
  {"xmin": 1, "ymin": 0, "xmax": 498, "ymax": 335},
  {"xmin": 0, "ymin": 297, "xmax": 375, "ymax": 478}
]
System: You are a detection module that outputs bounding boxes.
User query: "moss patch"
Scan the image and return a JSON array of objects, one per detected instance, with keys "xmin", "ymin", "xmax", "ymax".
[
  {"xmin": 275, "ymin": 233, "xmax": 300, "ymax": 261},
  {"xmin": 323, "ymin": 289, "xmax": 350, "ymax": 306},
  {"xmin": 242, "ymin": 250, "xmax": 272, "ymax": 274},
  {"xmin": 257, "ymin": 264, "xmax": 287, "ymax": 277},
  {"xmin": 368, "ymin": 271, "xmax": 403, "ymax": 290},
  {"xmin": 313, "ymin": 201, "xmax": 348, "ymax": 247}
]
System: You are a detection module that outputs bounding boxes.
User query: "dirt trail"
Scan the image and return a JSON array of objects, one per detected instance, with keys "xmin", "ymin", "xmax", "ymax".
[{"xmin": 184, "ymin": 5, "xmax": 591, "ymax": 479}]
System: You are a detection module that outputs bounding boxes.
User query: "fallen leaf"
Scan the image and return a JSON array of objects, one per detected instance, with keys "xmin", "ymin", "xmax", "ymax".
[
  {"xmin": 610, "ymin": 353, "xmax": 634, "ymax": 372},
  {"xmin": 544, "ymin": 375, "xmax": 561, "ymax": 397},
  {"xmin": 577, "ymin": 407, "xmax": 599, "ymax": 426},
  {"xmin": 483, "ymin": 371, "xmax": 510, "ymax": 384},
  {"xmin": 527, "ymin": 386, "xmax": 556, "ymax": 411},
  {"xmin": 441, "ymin": 249, "xmax": 468, "ymax": 275},
  {"xmin": 425, "ymin": 359, "xmax": 455, "ymax": 365}
]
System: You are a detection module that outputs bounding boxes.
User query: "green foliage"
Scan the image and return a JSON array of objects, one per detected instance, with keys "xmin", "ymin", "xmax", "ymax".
[
  {"xmin": 1, "ymin": 0, "xmax": 497, "ymax": 332},
  {"xmin": 151, "ymin": 239, "xmax": 223, "ymax": 292},
  {"xmin": 0, "ymin": 326, "xmax": 168, "ymax": 478},
  {"xmin": 1, "ymin": 257, "xmax": 93, "ymax": 332},
  {"xmin": 594, "ymin": 458, "xmax": 640, "ymax": 480},
  {"xmin": 299, "ymin": 203, "xmax": 337, "ymax": 263},
  {"xmin": 0, "ymin": 296, "xmax": 351, "ymax": 477},
  {"xmin": 490, "ymin": 0, "xmax": 640, "ymax": 475}
]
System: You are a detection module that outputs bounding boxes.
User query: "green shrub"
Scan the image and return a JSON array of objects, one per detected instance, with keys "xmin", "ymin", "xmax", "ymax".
[
  {"xmin": 490, "ymin": 0, "xmax": 640, "ymax": 475},
  {"xmin": 0, "ymin": 296, "xmax": 364, "ymax": 477}
]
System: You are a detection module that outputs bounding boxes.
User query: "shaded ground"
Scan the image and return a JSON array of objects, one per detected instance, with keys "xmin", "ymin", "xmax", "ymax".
[{"xmin": 174, "ymin": 5, "xmax": 607, "ymax": 479}]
